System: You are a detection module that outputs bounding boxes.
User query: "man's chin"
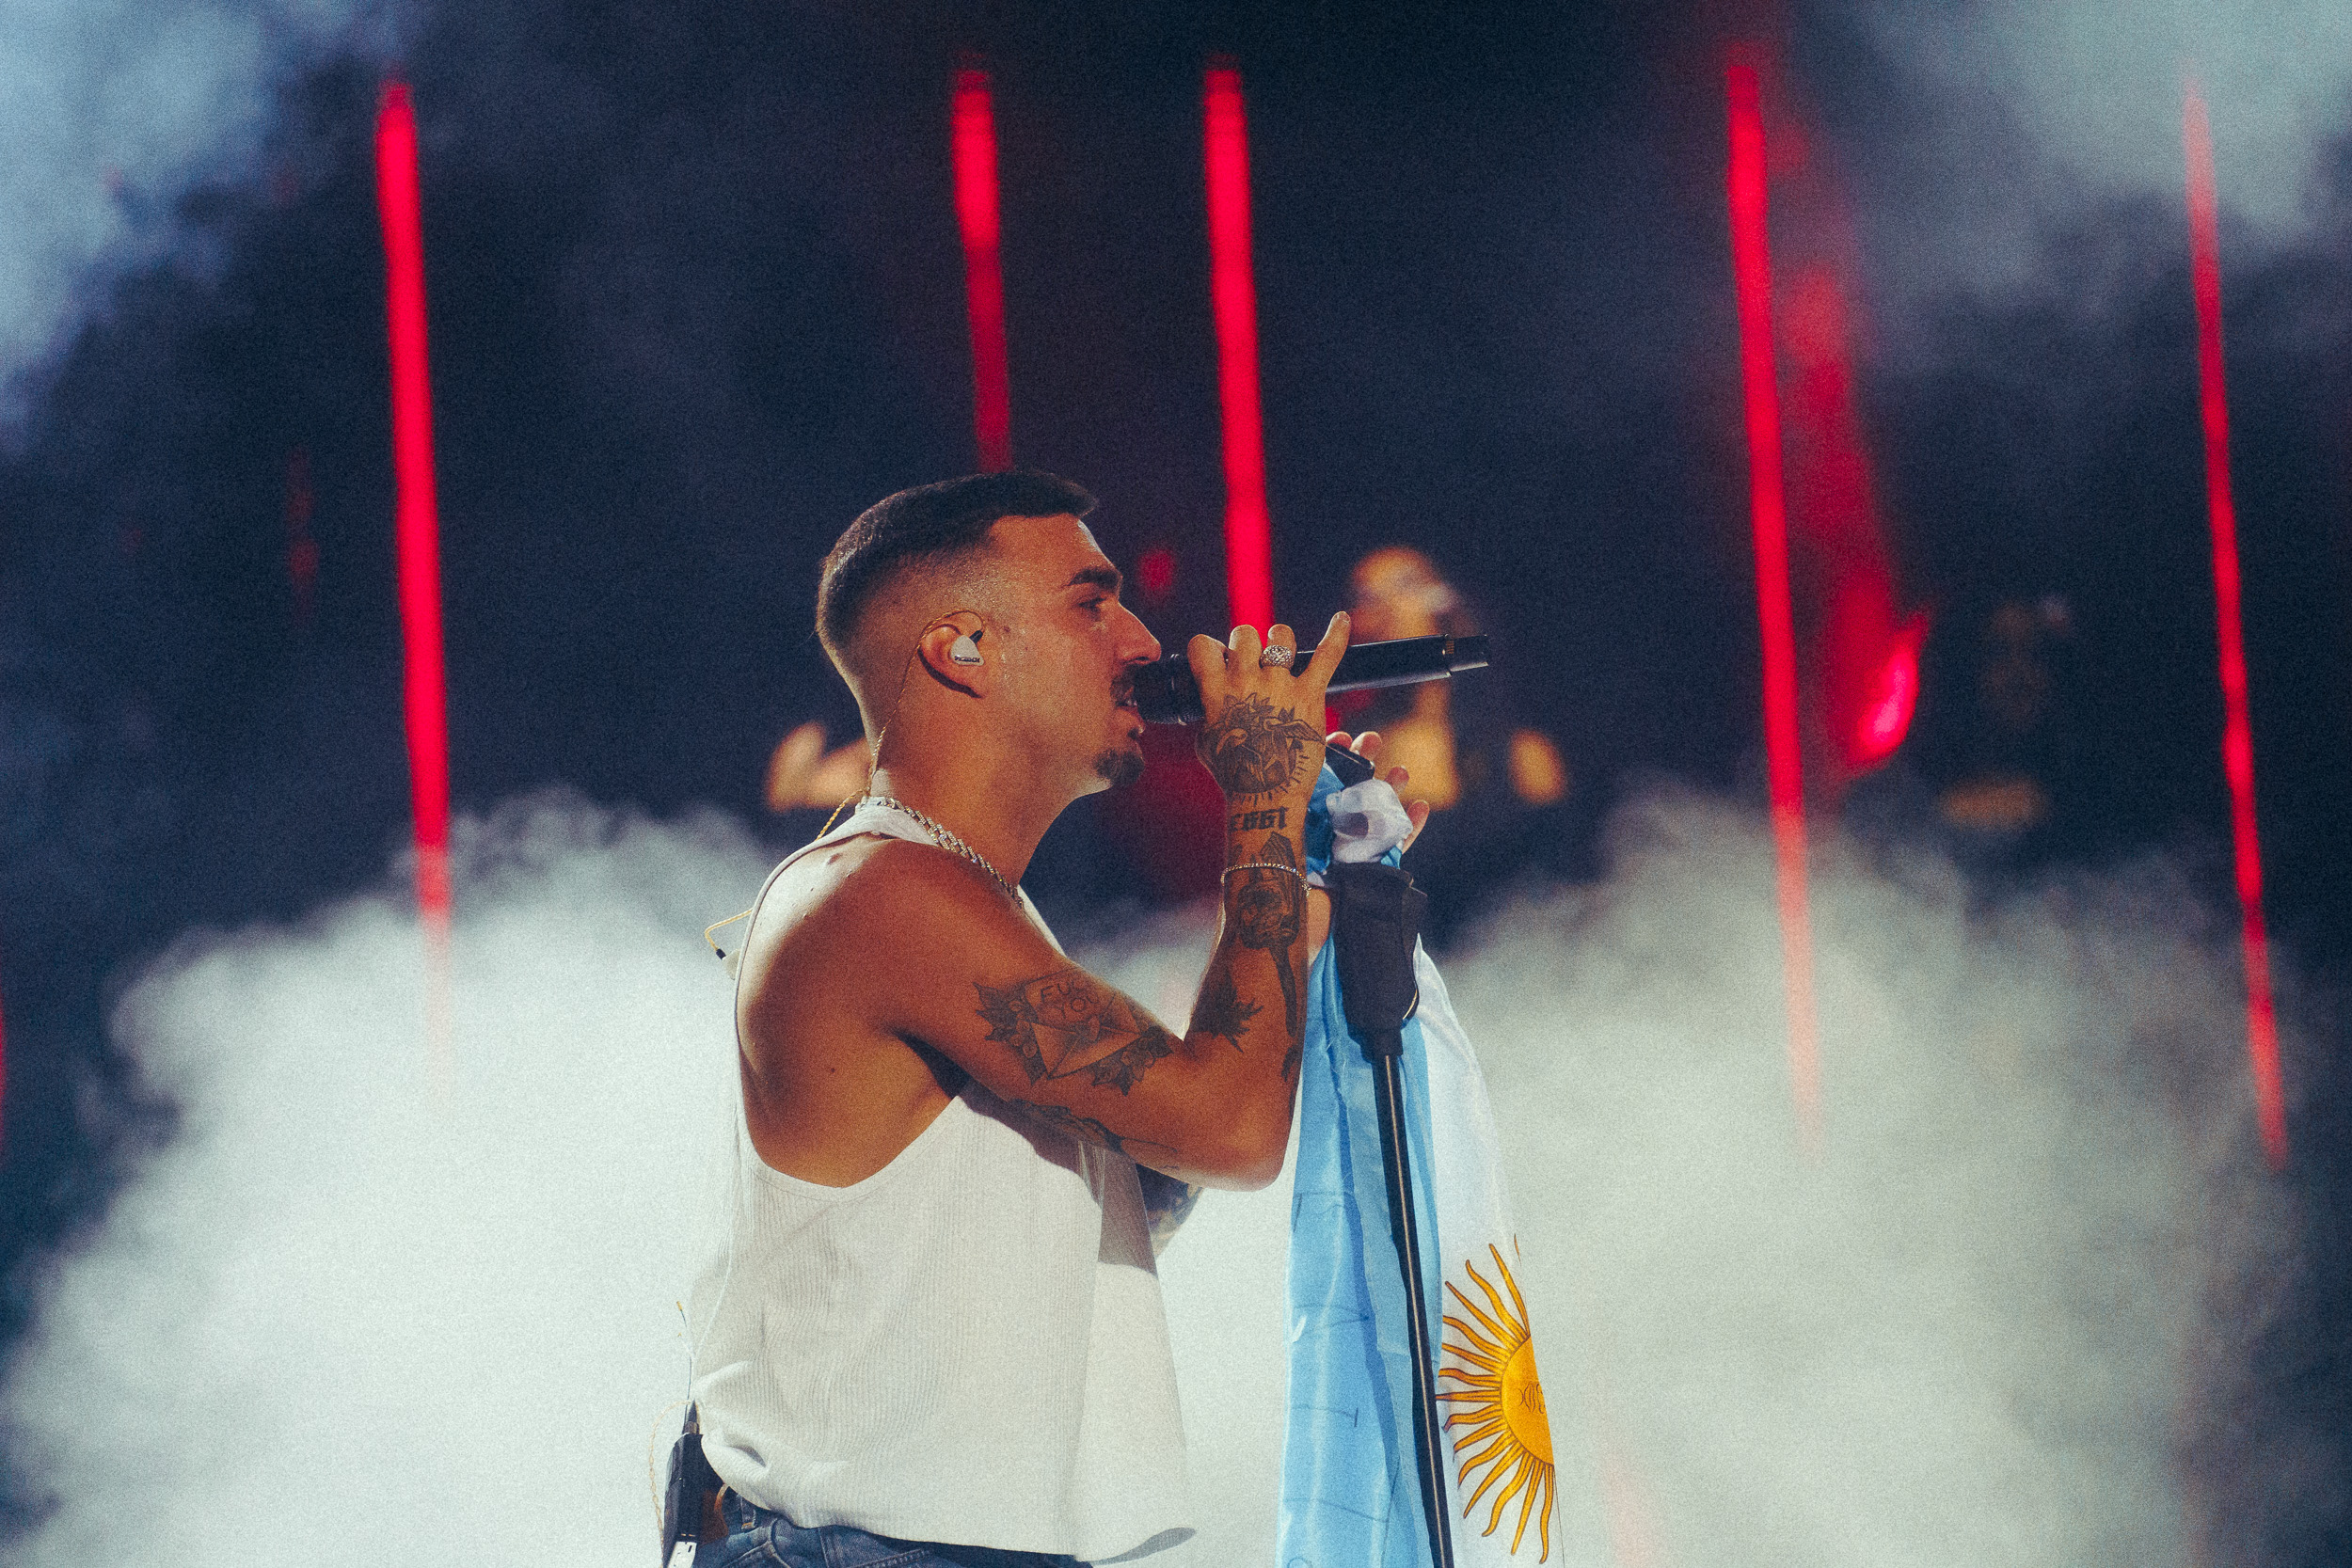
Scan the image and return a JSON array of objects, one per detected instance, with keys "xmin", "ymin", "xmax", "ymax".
[{"xmin": 1093, "ymin": 747, "xmax": 1146, "ymax": 790}]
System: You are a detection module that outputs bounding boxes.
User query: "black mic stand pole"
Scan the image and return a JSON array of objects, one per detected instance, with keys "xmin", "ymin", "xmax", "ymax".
[{"xmin": 1327, "ymin": 853, "xmax": 1455, "ymax": 1568}]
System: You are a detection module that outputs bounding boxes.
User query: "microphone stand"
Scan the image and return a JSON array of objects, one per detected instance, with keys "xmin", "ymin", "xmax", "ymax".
[{"xmin": 1327, "ymin": 850, "xmax": 1455, "ymax": 1568}]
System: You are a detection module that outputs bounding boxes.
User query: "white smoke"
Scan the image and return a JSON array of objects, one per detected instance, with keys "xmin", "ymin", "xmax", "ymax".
[
  {"xmin": 1450, "ymin": 793, "xmax": 2280, "ymax": 1564},
  {"xmin": 0, "ymin": 0, "xmax": 398, "ymax": 422},
  {"xmin": 1872, "ymin": 0, "xmax": 2352, "ymax": 231},
  {"xmin": 1846, "ymin": 0, "xmax": 2352, "ymax": 326},
  {"xmin": 0, "ymin": 788, "xmax": 2283, "ymax": 1565}
]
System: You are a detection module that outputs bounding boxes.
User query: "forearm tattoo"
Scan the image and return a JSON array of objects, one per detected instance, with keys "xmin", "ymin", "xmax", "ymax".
[
  {"xmin": 1025, "ymin": 1101, "xmax": 1170, "ymax": 1161},
  {"xmin": 1202, "ymin": 694, "xmax": 1323, "ymax": 799},
  {"xmin": 974, "ymin": 976, "xmax": 1182, "ymax": 1158},
  {"xmin": 1190, "ymin": 965, "xmax": 1261, "ymax": 1050},
  {"xmin": 975, "ymin": 970, "xmax": 1179, "ymax": 1092},
  {"xmin": 1229, "ymin": 832, "xmax": 1307, "ymax": 1058}
]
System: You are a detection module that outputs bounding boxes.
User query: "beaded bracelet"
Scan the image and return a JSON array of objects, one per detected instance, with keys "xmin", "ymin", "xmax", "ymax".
[{"xmin": 1223, "ymin": 862, "xmax": 1307, "ymax": 883}]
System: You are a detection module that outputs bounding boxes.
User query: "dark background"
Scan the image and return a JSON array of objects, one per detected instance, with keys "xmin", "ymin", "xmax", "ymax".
[{"xmin": 2, "ymin": 1, "xmax": 2347, "ymax": 1553}]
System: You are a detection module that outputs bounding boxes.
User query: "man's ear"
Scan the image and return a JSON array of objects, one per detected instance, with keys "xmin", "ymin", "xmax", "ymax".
[{"xmin": 916, "ymin": 617, "xmax": 991, "ymax": 697}]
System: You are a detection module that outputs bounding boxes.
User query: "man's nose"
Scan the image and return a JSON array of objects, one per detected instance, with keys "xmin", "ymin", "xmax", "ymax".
[{"xmin": 1119, "ymin": 605, "xmax": 1162, "ymax": 665}]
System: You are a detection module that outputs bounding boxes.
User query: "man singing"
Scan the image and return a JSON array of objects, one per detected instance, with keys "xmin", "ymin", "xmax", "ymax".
[{"xmin": 687, "ymin": 472, "xmax": 1418, "ymax": 1567}]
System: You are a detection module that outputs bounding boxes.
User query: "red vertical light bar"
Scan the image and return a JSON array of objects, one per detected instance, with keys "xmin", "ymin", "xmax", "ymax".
[
  {"xmin": 1726, "ymin": 62, "xmax": 1822, "ymax": 1148},
  {"xmin": 1203, "ymin": 62, "xmax": 1275, "ymax": 633},
  {"xmin": 953, "ymin": 67, "xmax": 1013, "ymax": 472},
  {"xmin": 2184, "ymin": 85, "xmax": 2287, "ymax": 1168},
  {"xmin": 285, "ymin": 448, "xmax": 319, "ymax": 631},
  {"xmin": 374, "ymin": 81, "xmax": 454, "ymax": 1093}
]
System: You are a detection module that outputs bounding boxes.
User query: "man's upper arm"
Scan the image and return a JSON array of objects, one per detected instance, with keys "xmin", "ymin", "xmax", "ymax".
[{"xmin": 832, "ymin": 844, "xmax": 1269, "ymax": 1185}]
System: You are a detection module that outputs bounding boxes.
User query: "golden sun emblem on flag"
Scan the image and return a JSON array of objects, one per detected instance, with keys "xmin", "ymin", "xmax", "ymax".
[{"xmin": 1438, "ymin": 1243, "xmax": 1556, "ymax": 1560}]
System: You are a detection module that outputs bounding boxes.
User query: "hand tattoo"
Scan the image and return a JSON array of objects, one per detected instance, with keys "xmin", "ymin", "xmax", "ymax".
[
  {"xmin": 976, "ymin": 969, "xmax": 1167, "ymax": 1085},
  {"xmin": 1230, "ymin": 832, "xmax": 1306, "ymax": 1039},
  {"xmin": 1190, "ymin": 964, "xmax": 1261, "ymax": 1050},
  {"xmin": 1202, "ymin": 694, "xmax": 1323, "ymax": 799}
]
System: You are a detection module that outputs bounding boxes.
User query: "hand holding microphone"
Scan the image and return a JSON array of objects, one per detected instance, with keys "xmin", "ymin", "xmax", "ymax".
[
  {"xmin": 1135, "ymin": 634, "xmax": 1490, "ymax": 726},
  {"xmin": 1184, "ymin": 616, "xmax": 1350, "ymax": 809},
  {"xmin": 1178, "ymin": 616, "xmax": 1438, "ymax": 850}
]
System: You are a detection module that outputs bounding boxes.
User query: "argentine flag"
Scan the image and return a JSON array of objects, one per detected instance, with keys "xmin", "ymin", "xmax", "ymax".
[{"xmin": 1281, "ymin": 766, "xmax": 1561, "ymax": 1566}]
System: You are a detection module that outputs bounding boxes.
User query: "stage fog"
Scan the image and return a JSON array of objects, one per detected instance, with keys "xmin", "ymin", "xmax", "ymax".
[{"xmin": 0, "ymin": 788, "xmax": 2292, "ymax": 1567}]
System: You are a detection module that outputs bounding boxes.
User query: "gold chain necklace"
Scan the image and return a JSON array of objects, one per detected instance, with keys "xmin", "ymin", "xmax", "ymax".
[{"xmin": 863, "ymin": 795, "xmax": 1018, "ymax": 901}]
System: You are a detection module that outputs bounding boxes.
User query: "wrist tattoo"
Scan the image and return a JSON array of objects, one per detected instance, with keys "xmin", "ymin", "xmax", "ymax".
[
  {"xmin": 1202, "ymin": 694, "xmax": 1322, "ymax": 800},
  {"xmin": 1229, "ymin": 832, "xmax": 1307, "ymax": 1042},
  {"xmin": 1230, "ymin": 805, "xmax": 1289, "ymax": 832}
]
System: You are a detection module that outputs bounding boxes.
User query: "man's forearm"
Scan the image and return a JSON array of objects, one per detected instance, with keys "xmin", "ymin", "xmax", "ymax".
[
  {"xmin": 1216, "ymin": 824, "xmax": 1311, "ymax": 1081},
  {"xmin": 1195, "ymin": 680, "xmax": 1323, "ymax": 1081}
]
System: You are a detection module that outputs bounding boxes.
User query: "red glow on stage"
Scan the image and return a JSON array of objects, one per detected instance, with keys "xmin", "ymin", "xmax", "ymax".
[
  {"xmin": 2185, "ymin": 85, "xmax": 2287, "ymax": 1168},
  {"xmin": 285, "ymin": 448, "xmax": 318, "ymax": 630},
  {"xmin": 1726, "ymin": 60, "xmax": 1822, "ymax": 1148},
  {"xmin": 1204, "ymin": 62, "xmax": 1274, "ymax": 633},
  {"xmin": 1137, "ymin": 546, "xmax": 1177, "ymax": 602},
  {"xmin": 953, "ymin": 68, "xmax": 1012, "ymax": 472},
  {"xmin": 1776, "ymin": 259, "xmax": 1923, "ymax": 784},
  {"xmin": 375, "ymin": 84, "xmax": 448, "ymax": 871},
  {"xmin": 1821, "ymin": 569, "xmax": 1925, "ymax": 775},
  {"xmin": 375, "ymin": 81, "xmax": 454, "ymax": 1091},
  {"xmin": 1852, "ymin": 622, "xmax": 1922, "ymax": 766}
]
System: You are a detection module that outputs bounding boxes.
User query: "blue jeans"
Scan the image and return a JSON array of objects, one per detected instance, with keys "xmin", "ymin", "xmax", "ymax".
[{"xmin": 702, "ymin": 1488, "xmax": 1087, "ymax": 1568}]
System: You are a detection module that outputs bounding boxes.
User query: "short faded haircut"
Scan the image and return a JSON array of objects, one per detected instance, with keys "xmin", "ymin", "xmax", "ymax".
[{"xmin": 817, "ymin": 470, "xmax": 1096, "ymax": 661}]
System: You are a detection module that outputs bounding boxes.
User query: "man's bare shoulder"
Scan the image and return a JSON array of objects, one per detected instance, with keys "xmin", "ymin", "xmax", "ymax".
[{"xmin": 745, "ymin": 834, "xmax": 1035, "ymax": 1003}]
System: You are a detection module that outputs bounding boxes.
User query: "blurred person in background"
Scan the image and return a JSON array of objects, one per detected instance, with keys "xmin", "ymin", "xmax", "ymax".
[
  {"xmin": 1098, "ymin": 543, "xmax": 1558, "ymax": 936},
  {"xmin": 1328, "ymin": 546, "xmax": 1568, "ymax": 945},
  {"xmin": 1850, "ymin": 593, "xmax": 2085, "ymax": 879},
  {"xmin": 764, "ymin": 718, "xmax": 868, "ymax": 816},
  {"xmin": 1930, "ymin": 595, "xmax": 2081, "ymax": 872}
]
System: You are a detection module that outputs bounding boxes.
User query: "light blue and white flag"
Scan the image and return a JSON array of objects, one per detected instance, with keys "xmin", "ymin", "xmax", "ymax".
[{"xmin": 1280, "ymin": 765, "xmax": 1561, "ymax": 1567}]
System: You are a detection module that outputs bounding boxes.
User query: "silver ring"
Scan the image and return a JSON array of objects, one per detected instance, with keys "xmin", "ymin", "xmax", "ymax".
[{"xmin": 1259, "ymin": 644, "xmax": 1295, "ymax": 668}]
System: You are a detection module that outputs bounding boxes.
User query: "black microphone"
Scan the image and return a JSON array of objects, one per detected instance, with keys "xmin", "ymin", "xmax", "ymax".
[{"xmin": 1130, "ymin": 634, "xmax": 1490, "ymax": 725}]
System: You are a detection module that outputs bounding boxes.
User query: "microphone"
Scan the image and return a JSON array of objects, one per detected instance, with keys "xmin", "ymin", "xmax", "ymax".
[{"xmin": 1130, "ymin": 634, "xmax": 1490, "ymax": 725}]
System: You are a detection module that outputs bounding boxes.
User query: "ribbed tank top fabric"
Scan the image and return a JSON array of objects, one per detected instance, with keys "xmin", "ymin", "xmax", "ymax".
[{"xmin": 688, "ymin": 802, "xmax": 1194, "ymax": 1564}]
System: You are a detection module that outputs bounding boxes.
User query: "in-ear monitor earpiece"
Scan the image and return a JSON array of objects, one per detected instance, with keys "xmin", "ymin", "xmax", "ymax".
[{"xmin": 948, "ymin": 632, "xmax": 983, "ymax": 667}]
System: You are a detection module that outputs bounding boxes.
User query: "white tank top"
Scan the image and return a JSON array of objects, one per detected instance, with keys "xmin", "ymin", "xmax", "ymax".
[{"xmin": 688, "ymin": 801, "xmax": 1194, "ymax": 1563}]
